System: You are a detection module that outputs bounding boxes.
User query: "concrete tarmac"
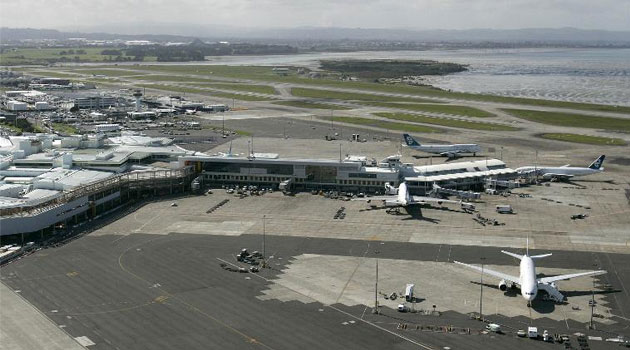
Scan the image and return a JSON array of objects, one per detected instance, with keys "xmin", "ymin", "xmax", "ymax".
[{"xmin": 2, "ymin": 232, "xmax": 628, "ymax": 350}]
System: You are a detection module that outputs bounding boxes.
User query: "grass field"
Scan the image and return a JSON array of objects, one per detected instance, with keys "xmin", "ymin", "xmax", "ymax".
[
  {"xmin": 502, "ymin": 109, "xmax": 630, "ymax": 132},
  {"xmin": 211, "ymin": 92, "xmax": 275, "ymax": 101},
  {"xmin": 129, "ymin": 75, "xmax": 219, "ymax": 83},
  {"xmin": 136, "ymin": 83, "xmax": 212, "ymax": 95},
  {"xmin": 0, "ymin": 122, "xmax": 22, "ymax": 133},
  {"xmin": 321, "ymin": 116, "xmax": 442, "ymax": 133},
  {"xmin": 194, "ymin": 83, "xmax": 277, "ymax": 95},
  {"xmin": 291, "ymin": 87, "xmax": 438, "ymax": 103},
  {"xmin": 0, "ymin": 47, "xmax": 157, "ymax": 65},
  {"xmin": 538, "ymin": 133, "xmax": 627, "ymax": 146},
  {"xmin": 52, "ymin": 123, "xmax": 79, "ymax": 135},
  {"xmin": 137, "ymin": 83, "xmax": 275, "ymax": 101},
  {"xmin": 71, "ymin": 68, "xmax": 148, "ymax": 77},
  {"xmin": 363, "ymin": 102, "xmax": 494, "ymax": 117},
  {"xmin": 375, "ymin": 112, "xmax": 518, "ymax": 131},
  {"xmin": 23, "ymin": 70, "xmax": 83, "ymax": 78},
  {"xmin": 272, "ymin": 101, "xmax": 351, "ymax": 110}
]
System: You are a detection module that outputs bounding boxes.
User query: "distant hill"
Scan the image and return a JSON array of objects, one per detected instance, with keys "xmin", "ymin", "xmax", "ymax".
[
  {"xmin": 0, "ymin": 27, "xmax": 196, "ymax": 42},
  {"xmin": 2, "ymin": 26, "xmax": 630, "ymax": 45}
]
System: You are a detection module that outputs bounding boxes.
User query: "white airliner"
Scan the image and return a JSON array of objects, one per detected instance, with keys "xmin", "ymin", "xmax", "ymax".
[
  {"xmin": 402, "ymin": 134, "xmax": 481, "ymax": 159},
  {"xmin": 516, "ymin": 155, "xmax": 605, "ymax": 181},
  {"xmin": 454, "ymin": 240, "xmax": 606, "ymax": 306},
  {"xmin": 353, "ymin": 182, "xmax": 468, "ymax": 213}
]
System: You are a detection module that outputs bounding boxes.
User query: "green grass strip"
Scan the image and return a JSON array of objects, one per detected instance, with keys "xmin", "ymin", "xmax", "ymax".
[
  {"xmin": 539, "ymin": 133, "xmax": 627, "ymax": 146},
  {"xmin": 136, "ymin": 83, "xmax": 209, "ymax": 94},
  {"xmin": 52, "ymin": 123, "xmax": 79, "ymax": 135},
  {"xmin": 212, "ymin": 92, "xmax": 275, "ymax": 101},
  {"xmin": 363, "ymin": 102, "xmax": 494, "ymax": 117},
  {"xmin": 197, "ymin": 83, "xmax": 277, "ymax": 95},
  {"xmin": 71, "ymin": 69, "xmax": 148, "ymax": 77},
  {"xmin": 375, "ymin": 112, "xmax": 518, "ymax": 131},
  {"xmin": 292, "ymin": 87, "xmax": 437, "ymax": 103},
  {"xmin": 502, "ymin": 109, "xmax": 630, "ymax": 132},
  {"xmin": 137, "ymin": 83, "xmax": 274, "ymax": 101},
  {"xmin": 131, "ymin": 75, "xmax": 219, "ymax": 83},
  {"xmin": 273, "ymin": 100, "xmax": 350, "ymax": 110}
]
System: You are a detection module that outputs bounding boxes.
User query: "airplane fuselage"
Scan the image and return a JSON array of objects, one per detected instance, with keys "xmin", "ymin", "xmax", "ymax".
[
  {"xmin": 516, "ymin": 166, "xmax": 602, "ymax": 178},
  {"xmin": 397, "ymin": 182, "xmax": 410, "ymax": 206},
  {"xmin": 410, "ymin": 144, "xmax": 480, "ymax": 156},
  {"xmin": 519, "ymin": 256, "xmax": 538, "ymax": 302}
]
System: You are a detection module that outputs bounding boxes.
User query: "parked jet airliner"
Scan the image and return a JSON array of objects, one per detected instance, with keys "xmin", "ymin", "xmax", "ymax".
[
  {"xmin": 402, "ymin": 134, "xmax": 481, "ymax": 159},
  {"xmin": 353, "ymin": 182, "xmax": 472, "ymax": 213},
  {"xmin": 516, "ymin": 155, "xmax": 605, "ymax": 181},
  {"xmin": 454, "ymin": 239, "xmax": 606, "ymax": 306}
]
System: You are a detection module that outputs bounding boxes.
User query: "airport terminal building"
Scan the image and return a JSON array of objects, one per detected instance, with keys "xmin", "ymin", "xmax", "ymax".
[{"xmin": 180, "ymin": 154, "xmax": 516, "ymax": 194}]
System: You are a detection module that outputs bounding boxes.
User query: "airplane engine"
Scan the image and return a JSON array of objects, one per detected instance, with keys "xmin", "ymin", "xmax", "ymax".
[
  {"xmin": 384, "ymin": 183, "xmax": 398, "ymax": 195},
  {"xmin": 499, "ymin": 279, "xmax": 508, "ymax": 291}
]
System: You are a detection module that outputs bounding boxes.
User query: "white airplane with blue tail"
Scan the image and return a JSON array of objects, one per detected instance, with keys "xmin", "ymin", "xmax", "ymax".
[{"xmin": 454, "ymin": 238, "xmax": 606, "ymax": 307}]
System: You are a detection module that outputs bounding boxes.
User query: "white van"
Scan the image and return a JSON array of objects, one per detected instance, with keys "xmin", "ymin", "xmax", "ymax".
[{"xmin": 527, "ymin": 326, "xmax": 538, "ymax": 339}]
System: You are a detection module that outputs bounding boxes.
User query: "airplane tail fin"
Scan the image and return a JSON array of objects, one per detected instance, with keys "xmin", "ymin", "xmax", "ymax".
[
  {"xmin": 403, "ymin": 134, "xmax": 420, "ymax": 147},
  {"xmin": 501, "ymin": 250, "xmax": 523, "ymax": 260},
  {"xmin": 588, "ymin": 155, "xmax": 605, "ymax": 170}
]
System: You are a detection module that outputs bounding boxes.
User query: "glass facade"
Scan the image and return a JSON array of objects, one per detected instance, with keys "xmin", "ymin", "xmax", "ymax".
[{"xmin": 305, "ymin": 165, "xmax": 337, "ymax": 183}]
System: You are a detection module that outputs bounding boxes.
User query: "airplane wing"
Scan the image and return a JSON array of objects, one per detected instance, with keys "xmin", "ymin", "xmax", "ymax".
[
  {"xmin": 440, "ymin": 151, "xmax": 461, "ymax": 158},
  {"xmin": 538, "ymin": 270, "xmax": 606, "ymax": 284},
  {"xmin": 351, "ymin": 196, "xmax": 395, "ymax": 202},
  {"xmin": 454, "ymin": 261, "xmax": 520, "ymax": 285},
  {"xmin": 518, "ymin": 168, "xmax": 541, "ymax": 176},
  {"xmin": 410, "ymin": 196, "xmax": 459, "ymax": 204}
]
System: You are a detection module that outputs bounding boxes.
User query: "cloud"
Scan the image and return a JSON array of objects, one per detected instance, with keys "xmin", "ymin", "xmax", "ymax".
[{"xmin": 1, "ymin": 0, "xmax": 628, "ymax": 32}]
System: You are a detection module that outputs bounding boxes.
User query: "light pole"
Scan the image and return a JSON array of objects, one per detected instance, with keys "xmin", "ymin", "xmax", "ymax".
[
  {"xmin": 262, "ymin": 215, "xmax": 266, "ymax": 267},
  {"xmin": 589, "ymin": 290, "xmax": 596, "ymax": 329},
  {"xmin": 373, "ymin": 249, "xmax": 380, "ymax": 314},
  {"xmin": 479, "ymin": 257, "xmax": 486, "ymax": 321}
]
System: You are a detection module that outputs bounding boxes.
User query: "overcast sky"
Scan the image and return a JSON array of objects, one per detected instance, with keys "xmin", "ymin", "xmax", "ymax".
[{"xmin": 2, "ymin": 0, "xmax": 629, "ymax": 32}]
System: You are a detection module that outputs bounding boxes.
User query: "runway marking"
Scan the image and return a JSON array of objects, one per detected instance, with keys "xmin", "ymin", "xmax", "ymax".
[
  {"xmin": 335, "ymin": 243, "xmax": 371, "ymax": 304},
  {"xmin": 327, "ymin": 305, "xmax": 436, "ymax": 350},
  {"xmin": 134, "ymin": 209, "xmax": 163, "ymax": 233},
  {"xmin": 111, "ymin": 235, "xmax": 129, "ymax": 244},
  {"xmin": 360, "ymin": 305, "xmax": 369, "ymax": 320},
  {"xmin": 218, "ymin": 256, "xmax": 437, "ymax": 349},
  {"xmin": 610, "ymin": 314, "xmax": 630, "ymax": 322},
  {"xmin": 435, "ymin": 244, "xmax": 442, "ymax": 262},
  {"xmin": 604, "ymin": 253, "xmax": 628, "ymax": 319}
]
